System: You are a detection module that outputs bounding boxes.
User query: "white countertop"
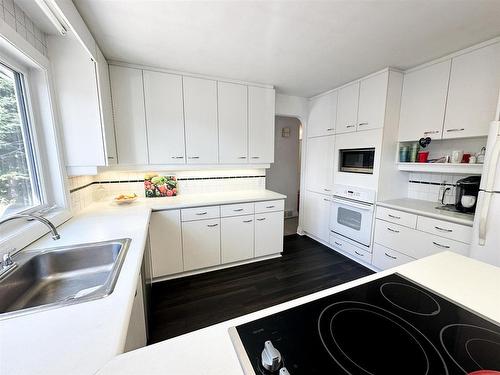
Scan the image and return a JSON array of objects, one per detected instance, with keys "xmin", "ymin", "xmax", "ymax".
[
  {"xmin": 377, "ymin": 198, "xmax": 475, "ymax": 226},
  {"xmin": 0, "ymin": 190, "xmax": 286, "ymax": 375},
  {"xmin": 96, "ymin": 252, "xmax": 500, "ymax": 375}
]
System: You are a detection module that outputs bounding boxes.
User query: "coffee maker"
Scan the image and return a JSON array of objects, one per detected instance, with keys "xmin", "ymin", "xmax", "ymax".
[{"xmin": 455, "ymin": 176, "xmax": 481, "ymax": 213}]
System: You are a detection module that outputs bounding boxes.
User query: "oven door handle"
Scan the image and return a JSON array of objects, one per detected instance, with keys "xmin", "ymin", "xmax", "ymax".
[{"xmin": 332, "ymin": 197, "xmax": 374, "ymax": 211}]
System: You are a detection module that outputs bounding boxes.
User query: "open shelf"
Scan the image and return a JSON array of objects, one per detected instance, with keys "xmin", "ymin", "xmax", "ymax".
[{"xmin": 397, "ymin": 162, "xmax": 483, "ymax": 174}]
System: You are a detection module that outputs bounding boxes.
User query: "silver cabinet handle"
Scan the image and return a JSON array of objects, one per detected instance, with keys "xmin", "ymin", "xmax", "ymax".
[
  {"xmin": 424, "ymin": 130, "xmax": 439, "ymax": 135},
  {"xmin": 266, "ymin": 205, "xmax": 275, "ymax": 208},
  {"xmin": 446, "ymin": 128, "xmax": 465, "ymax": 132},
  {"xmin": 434, "ymin": 226, "xmax": 452, "ymax": 232},
  {"xmin": 432, "ymin": 241, "xmax": 450, "ymax": 249},
  {"xmin": 107, "ymin": 156, "xmax": 115, "ymax": 159},
  {"xmin": 243, "ymin": 219, "xmax": 253, "ymax": 223},
  {"xmin": 324, "ymin": 188, "xmax": 331, "ymax": 192},
  {"xmin": 323, "ymin": 198, "xmax": 331, "ymax": 202},
  {"xmin": 385, "ymin": 252, "xmax": 397, "ymax": 259},
  {"xmin": 238, "ymin": 156, "xmax": 247, "ymax": 159},
  {"xmin": 207, "ymin": 223, "xmax": 218, "ymax": 227},
  {"xmin": 196, "ymin": 212, "xmax": 208, "ymax": 215},
  {"xmin": 354, "ymin": 251, "xmax": 365, "ymax": 257},
  {"xmin": 188, "ymin": 156, "xmax": 200, "ymax": 159},
  {"xmin": 388, "ymin": 214, "xmax": 401, "ymax": 219},
  {"xmin": 257, "ymin": 218, "xmax": 266, "ymax": 221},
  {"xmin": 172, "ymin": 156, "xmax": 184, "ymax": 159},
  {"xmin": 326, "ymin": 128, "xmax": 334, "ymax": 131},
  {"xmin": 346, "ymin": 125, "xmax": 355, "ymax": 128},
  {"xmin": 233, "ymin": 208, "xmax": 243, "ymax": 212},
  {"xmin": 251, "ymin": 156, "xmax": 260, "ymax": 159},
  {"xmin": 334, "ymin": 241, "xmax": 342, "ymax": 246},
  {"xmin": 358, "ymin": 122, "xmax": 368, "ymax": 126},
  {"xmin": 387, "ymin": 227, "xmax": 400, "ymax": 233}
]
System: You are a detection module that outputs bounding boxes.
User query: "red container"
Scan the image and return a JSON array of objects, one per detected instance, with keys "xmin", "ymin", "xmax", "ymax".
[
  {"xmin": 462, "ymin": 153, "xmax": 471, "ymax": 163},
  {"xmin": 417, "ymin": 151, "xmax": 429, "ymax": 163}
]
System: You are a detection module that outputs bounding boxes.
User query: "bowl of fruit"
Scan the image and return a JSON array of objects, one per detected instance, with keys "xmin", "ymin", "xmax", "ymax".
[{"xmin": 113, "ymin": 193, "xmax": 138, "ymax": 205}]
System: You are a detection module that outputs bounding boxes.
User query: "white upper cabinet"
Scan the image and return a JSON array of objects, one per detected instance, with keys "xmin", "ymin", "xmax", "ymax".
[
  {"xmin": 307, "ymin": 91, "xmax": 337, "ymax": 137},
  {"xmin": 248, "ymin": 86, "xmax": 276, "ymax": 163},
  {"xmin": 398, "ymin": 60, "xmax": 451, "ymax": 141},
  {"xmin": 183, "ymin": 77, "xmax": 219, "ymax": 164},
  {"xmin": 305, "ymin": 135, "xmax": 335, "ymax": 194},
  {"xmin": 336, "ymin": 82, "xmax": 360, "ymax": 134},
  {"xmin": 95, "ymin": 47, "xmax": 117, "ymax": 165},
  {"xmin": 48, "ymin": 36, "xmax": 106, "ymax": 167},
  {"xmin": 143, "ymin": 71, "xmax": 186, "ymax": 164},
  {"xmin": 443, "ymin": 42, "xmax": 500, "ymax": 139},
  {"xmin": 109, "ymin": 66, "xmax": 149, "ymax": 164},
  {"xmin": 357, "ymin": 71, "xmax": 388, "ymax": 131},
  {"xmin": 218, "ymin": 82, "xmax": 248, "ymax": 163}
]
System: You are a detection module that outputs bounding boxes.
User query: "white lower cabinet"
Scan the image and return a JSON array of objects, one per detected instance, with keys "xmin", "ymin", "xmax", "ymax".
[
  {"xmin": 373, "ymin": 205, "xmax": 473, "ymax": 269},
  {"xmin": 149, "ymin": 210, "xmax": 183, "ymax": 277},
  {"xmin": 221, "ymin": 215, "xmax": 254, "ymax": 263},
  {"xmin": 372, "ymin": 243, "xmax": 415, "ymax": 270},
  {"xmin": 124, "ymin": 272, "xmax": 147, "ymax": 352},
  {"xmin": 182, "ymin": 218, "xmax": 221, "ymax": 271},
  {"xmin": 330, "ymin": 233, "xmax": 372, "ymax": 264},
  {"xmin": 255, "ymin": 211, "xmax": 284, "ymax": 257},
  {"xmin": 302, "ymin": 191, "xmax": 331, "ymax": 242}
]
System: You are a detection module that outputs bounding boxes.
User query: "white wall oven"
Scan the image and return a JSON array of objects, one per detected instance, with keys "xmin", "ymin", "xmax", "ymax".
[
  {"xmin": 330, "ymin": 185, "xmax": 376, "ymax": 247},
  {"xmin": 339, "ymin": 147, "xmax": 375, "ymax": 174}
]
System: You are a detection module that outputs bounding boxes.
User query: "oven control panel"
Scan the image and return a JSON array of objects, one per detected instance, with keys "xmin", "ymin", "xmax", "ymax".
[{"xmin": 333, "ymin": 184, "xmax": 376, "ymax": 204}]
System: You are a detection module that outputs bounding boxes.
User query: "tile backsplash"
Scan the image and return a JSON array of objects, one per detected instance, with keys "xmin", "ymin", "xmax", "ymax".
[
  {"xmin": 1, "ymin": 0, "xmax": 48, "ymax": 56},
  {"xmin": 407, "ymin": 172, "xmax": 476, "ymax": 204},
  {"xmin": 68, "ymin": 169, "xmax": 267, "ymax": 214}
]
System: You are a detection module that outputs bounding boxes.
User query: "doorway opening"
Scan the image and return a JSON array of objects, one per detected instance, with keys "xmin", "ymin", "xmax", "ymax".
[{"xmin": 266, "ymin": 116, "xmax": 303, "ymax": 236}]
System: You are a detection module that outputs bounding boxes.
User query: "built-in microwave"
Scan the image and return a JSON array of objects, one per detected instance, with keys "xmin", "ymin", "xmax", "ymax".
[{"xmin": 339, "ymin": 148, "xmax": 375, "ymax": 174}]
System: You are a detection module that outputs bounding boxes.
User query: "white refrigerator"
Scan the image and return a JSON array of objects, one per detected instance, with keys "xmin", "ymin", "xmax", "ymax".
[{"xmin": 470, "ymin": 93, "xmax": 500, "ymax": 267}]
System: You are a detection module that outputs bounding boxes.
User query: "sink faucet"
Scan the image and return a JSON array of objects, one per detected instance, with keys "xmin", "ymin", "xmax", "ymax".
[{"xmin": 0, "ymin": 213, "xmax": 60, "ymax": 273}]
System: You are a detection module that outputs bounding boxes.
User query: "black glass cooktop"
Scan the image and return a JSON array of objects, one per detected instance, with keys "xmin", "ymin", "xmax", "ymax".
[{"xmin": 231, "ymin": 273, "xmax": 500, "ymax": 375}]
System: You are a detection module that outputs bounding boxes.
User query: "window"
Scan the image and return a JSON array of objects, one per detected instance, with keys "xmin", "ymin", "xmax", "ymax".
[{"xmin": 0, "ymin": 62, "xmax": 42, "ymax": 217}]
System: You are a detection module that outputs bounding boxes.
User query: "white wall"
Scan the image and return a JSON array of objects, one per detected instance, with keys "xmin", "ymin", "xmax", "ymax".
[
  {"xmin": 275, "ymin": 93, "xmax": 308, "ymax": 121},
  {"xmin": 266, "ymin": 117, "xmax": 301, "ymax": 216}
]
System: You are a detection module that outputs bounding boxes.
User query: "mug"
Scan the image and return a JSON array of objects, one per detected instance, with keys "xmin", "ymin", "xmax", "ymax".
[
  {"xmin": 461, "ymin": 195, "xmax": 476, "ymax": 208},
  {"xmin": 451, "ymin": 150, "xmax": 463, "ymax": 164}
]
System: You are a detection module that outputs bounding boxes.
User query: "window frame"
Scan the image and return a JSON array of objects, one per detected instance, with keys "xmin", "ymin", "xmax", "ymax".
[{"xmin": 0, "ymin": 60, "xmax": 45, "ymax": 216}]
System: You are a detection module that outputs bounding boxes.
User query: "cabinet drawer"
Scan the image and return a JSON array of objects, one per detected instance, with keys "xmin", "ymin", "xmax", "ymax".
[
  {"xmin": 416, "ymin": 216, "xmax": 472, "ymax": 244},
  {"xmin": 372, "ymin": 243, "xmax": 415, "ymax": 270},
  {"xmin": 374, "ymin": 219, "xmax": 424, "ymax": 259},
  {"xmin": 330, "ymin": 234, "xmax": 372, "ymax": 263},
  {"xmin": 221, "ymin": 202, "xmax": 255, "ymax": 217},
  {"xmin": 424, "ymin": 234, "xmax": 470, "ymax": 256},
  {"xmin": 255, "ymin": 200, "xmax": 284, "ymax": 213},
  {"xmin": 181, "ymin": 205, "xmax": 220, "ymax": 221},
  {"xmin": 376, "ymin": 206, "xmax": 417, "ymax": 228}
]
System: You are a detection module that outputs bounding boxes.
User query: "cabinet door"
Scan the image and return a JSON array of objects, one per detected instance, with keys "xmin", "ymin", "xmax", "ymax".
[
  {"xmin": 218, "ymin": 82, "xmax": 248, "ymax": 163},
  {"xmin": 357, "ymin": 71, "xmax": 388, "ymax": 131},
  {"xmin": 183, "ymin": 77, "xmax": 218, "ymax": 164},
  {"xmin": 255, "ymin": 211, "xmax": 284, "ymax": 257},
  {"xmin": 336, "ymin": 82, "xmax": 359, "ymax": 134},
  {"xmin": 248, "ymin": 86, "xmax": 275, "ymax": 163},
  {"xmin": 182, "ymin": 218, "xmax": 221, "ymax": 271},
  {"xmin": 149, "ymin": 210, "xmax": 183, "ymax": 277},
  {"xmin": 109, "ymin": 66, "xmax": 148, "ymax": 164},
  {"xmin": 302, "ymin": 191, "xmax": 331, "ymax": 242},
  {"xmin": 398, "ymin": 60, "xmax": 451, "ymax": 141},
  {"xmin": 221, "ymin": 214, "xmax": 254, "ymax": 263},
  {"xmin": 95, "ymin": 47, "xmax": 117, "ymax": 165},
  {"xmin": 124, "ymin": 273, "xmax": 147, "ymax": 352},
  {"xmin": 143, "ymin": 71, "xmax": 186, "ymax": 164},
  {"xmin": 308, "ymin": 91, "xmax": 337, "ymax": 137},
  {"xmin": 305, "ymin": 135, "xmax": 334, "ymax": 194},
  {"xmin": 443, "ymin": 42, "xmax": 500, "ymax": 139},
  {"xmin": 48, "ymin": 36, "xmax": 105, "ymax": 167}
]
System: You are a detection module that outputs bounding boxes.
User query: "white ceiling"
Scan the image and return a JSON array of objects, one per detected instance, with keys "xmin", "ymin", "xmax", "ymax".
[{"xmin": 73, "ymin": 0, "xmax": 500, "ymax": 97}]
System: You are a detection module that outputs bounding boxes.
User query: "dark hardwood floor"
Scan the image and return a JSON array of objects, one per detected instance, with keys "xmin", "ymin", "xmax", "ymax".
[{"xmin": 148, "ymin": 234, "xmax": 374, "ymax": 344}]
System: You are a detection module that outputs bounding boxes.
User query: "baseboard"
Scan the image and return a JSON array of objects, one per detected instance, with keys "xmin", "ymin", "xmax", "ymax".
[{"xmin": 153, "ymin": 253, "xmax": 283, "ymax": 282}]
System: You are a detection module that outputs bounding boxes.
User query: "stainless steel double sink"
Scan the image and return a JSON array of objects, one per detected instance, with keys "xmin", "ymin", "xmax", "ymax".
[{"xmin": 0, "ymin": 238, "xmax": 131, "ymax": 319}]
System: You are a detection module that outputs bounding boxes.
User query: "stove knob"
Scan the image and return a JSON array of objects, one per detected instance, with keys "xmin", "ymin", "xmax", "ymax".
[
  {"xmin": 279, "ymin": 367, "xmax": 291, "ymax": 375},
  {"xmin": 261, "ymin": 340, "xmax": 282, "ymax": 372}
]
